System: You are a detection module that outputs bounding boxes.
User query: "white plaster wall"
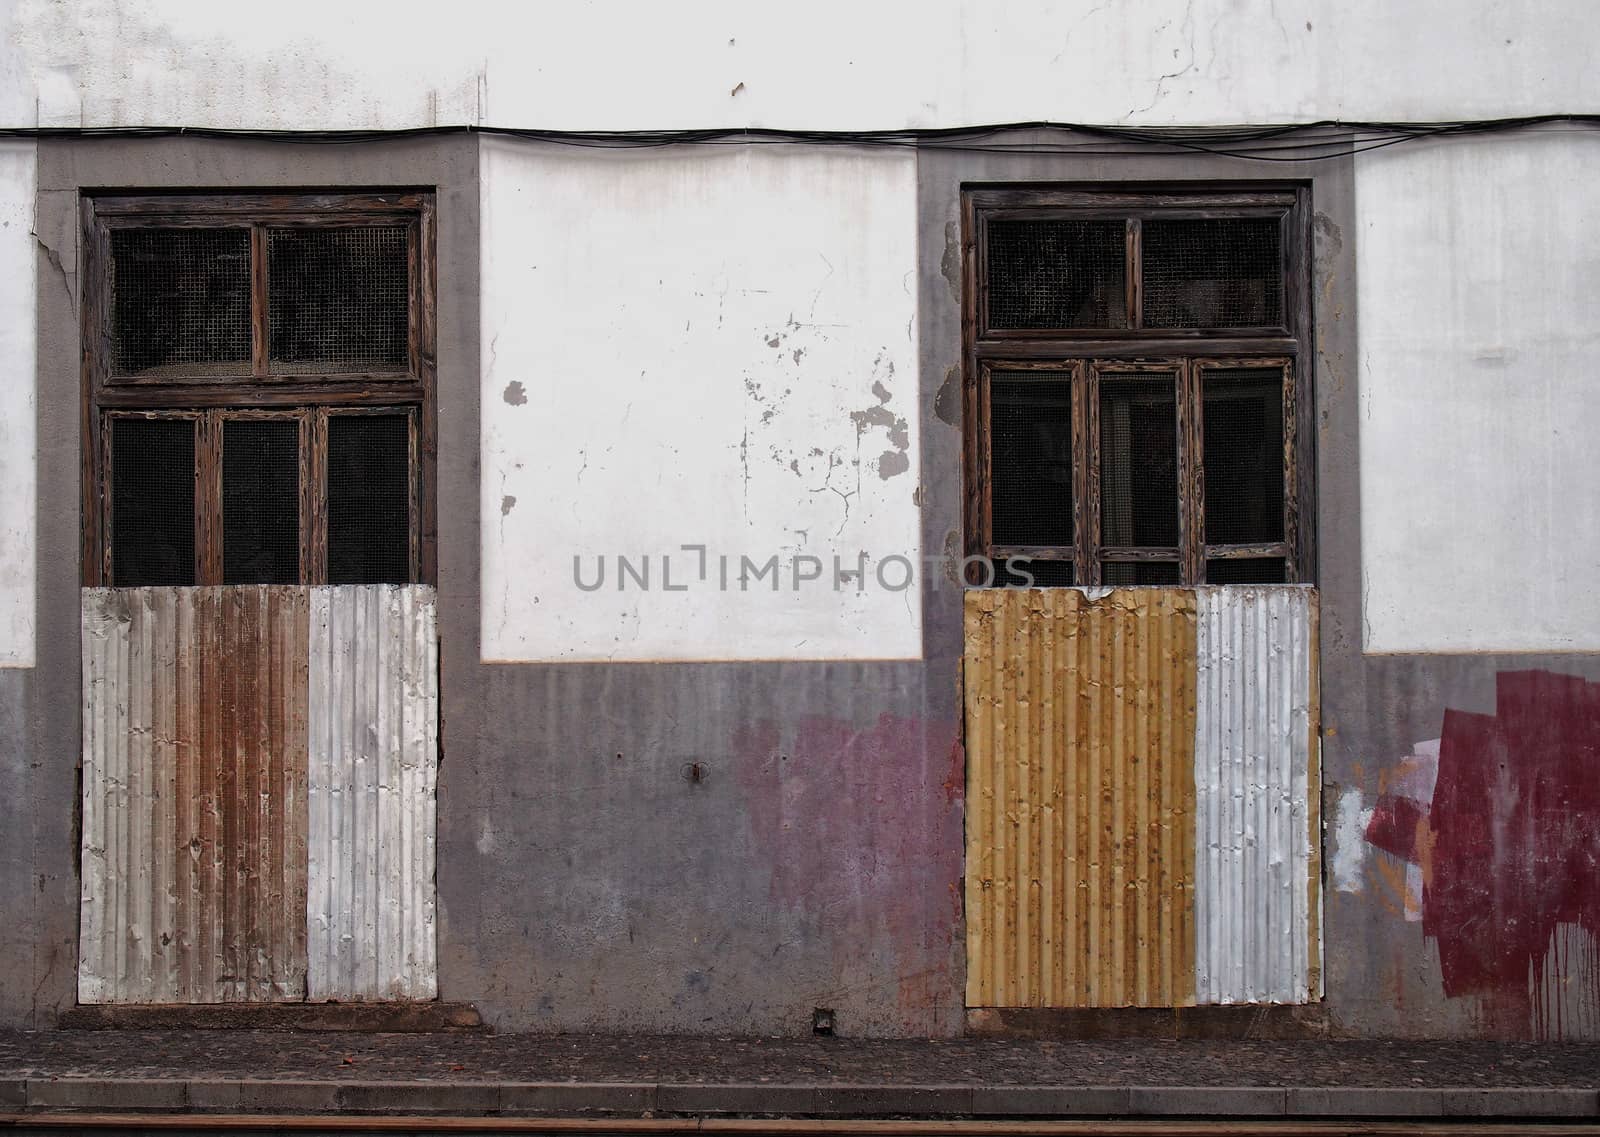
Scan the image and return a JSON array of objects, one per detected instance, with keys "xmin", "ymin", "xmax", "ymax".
[
  {"xmin": 0, "ymin": 142, "xmax": 36, "ymax": 667},
  {"xmin": 480, "ymin": 140, "xmax": 921, "ymax": 662},
  {"xmin": 3, "ymin": 0, "xmax": 1596, "ymax": 131},
  {"xmin": 1358, "ymin": 131, "xmax": 1600, "ymax": 653}
]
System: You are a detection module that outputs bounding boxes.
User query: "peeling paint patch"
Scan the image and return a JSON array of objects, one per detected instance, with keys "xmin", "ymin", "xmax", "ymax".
[
  {"xmin": 500, "ymin": 494, "xmax": 517, "ymax": 516},
  {"xmin": 502, "ymin": 380, "xmax": 527, "ymax": 406},
  {"xmin": 1361, "ymin": 739, "xmax": 1439, "ymax": 921},
  {"xmin": 1332, "ymin": 788, "xmax": 1373, "ymax": 893},
  {"xmin": 1313, "ymin": 211, "xmax": 1344, "ymax": 257},
  {"xmin": 850, "ymin": 365, "xmax": 912, "ymax": 483},
  {"xmin": 934, "ymin": 365, "xmax": 961, "ymax": 428},
  {"xmin": 940, "ymin": 220, "xmax": 962, "ymax": 302}
]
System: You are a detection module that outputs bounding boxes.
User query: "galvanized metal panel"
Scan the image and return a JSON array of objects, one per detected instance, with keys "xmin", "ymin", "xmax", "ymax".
[
  {"xmin": 79, "ymin": 587, "xmax": 309, "ymax": 1003},
  {"xmin": 1193, "ymin": 585, "xmax": 1317, "ymax": 1004},
  {"xmin": 964, "ymin": 587, "xmax": 1198, "ymax": 1008},
  {"xmin": 307, "ymin": 584, "xmax": 438, "ymax": 1001}
]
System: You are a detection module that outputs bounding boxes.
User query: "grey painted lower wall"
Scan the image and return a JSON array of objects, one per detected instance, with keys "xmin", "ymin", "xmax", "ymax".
[{"xmin": 437, "ymin": 660, "xmax": 964, "ymax": 1035}]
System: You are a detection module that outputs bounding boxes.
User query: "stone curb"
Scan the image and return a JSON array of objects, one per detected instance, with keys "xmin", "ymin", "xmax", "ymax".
[{"xmin": 5, "ymin": 1078, "xmax": 1596, "ymax": 1118}]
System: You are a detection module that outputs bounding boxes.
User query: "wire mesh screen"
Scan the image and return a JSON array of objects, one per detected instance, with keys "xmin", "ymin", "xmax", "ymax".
[
  {"xmin": 990, "ymin": 374, "xmax": 1074, "ymax": 547},
  {"xmin": 1206, "ymin": 557, "xmax": 1287, "ymax": 584},
  {"xmin": 268, "ymin": 226, "xmax": 410, "ymax": 373},
  {"xmin": 1142, "ymin": 218, "xmax": 1282, "ymax": 328},
  {"xmin": 111, "ymin": 229, "xmax": 252, "ymax": 377},
  {"xmin": 112, "ymin": 418, "xmax": 196, "ymax": 586},
  {"xmin": 328, "ymin": 414, "xmax": 412, "ymax": 584},
  {"xmin": 1099, "ymin": 373, "xmax": 1179, "ymax": 549},
  {"xmin": 1202, "ymin": 367, "xmax": 1285, "ymax": 545},
  {"xmin": 997, "ymin": 558, "xmax": 1075, "ymax": 587},
  {"xmin": 222, "ymin": 420, "xmax": 301, "ymax": 585},
  {"xmin": 1102, "ymin": 561, "xmax": 1180, "ymax": 586},
  {"xmin": 987, "ymin": 219, "xmax": 1126, "ymax": 329}
]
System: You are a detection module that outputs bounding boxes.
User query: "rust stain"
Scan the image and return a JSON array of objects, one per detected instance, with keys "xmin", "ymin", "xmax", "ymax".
[{"xmin": 81, "ymin": 587, "xmax": 308, "ymax": 1003}]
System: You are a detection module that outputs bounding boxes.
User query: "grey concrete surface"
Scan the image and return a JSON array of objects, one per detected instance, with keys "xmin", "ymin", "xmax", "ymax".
[
  {"xmin": 1, "ymin": 1078, "xmax": 1596, "ymax": 1119},
  {"xmin": 2, "ymin": 1030, "xmax": 1598, "ymax": 1118}
]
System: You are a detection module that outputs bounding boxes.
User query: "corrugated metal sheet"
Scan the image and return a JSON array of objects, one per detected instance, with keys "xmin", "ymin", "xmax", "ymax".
[
  {"xmin": 964, "ymin": 587, "xmax": 1198, "ymax": 1008},
  {"xmin": 80, "ymin": 587, "xmax": 309, "ymax": 1003},
  {"xmin": 1192, "ymin": 586, "xmax": 1318, "ymax": 1004},
  {"xmin": 307, "ymin": 584, "xmax": 438, "ymax": 1001}
]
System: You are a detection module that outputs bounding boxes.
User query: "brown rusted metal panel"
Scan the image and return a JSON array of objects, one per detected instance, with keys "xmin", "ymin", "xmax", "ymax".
[
  {"xmin": 964, "ymin": 587, "xmax": 1198, "ymax": 1008},
  {"xmin": 80, "ymin": 586, "xmax": 308, "ymax": 1003}
]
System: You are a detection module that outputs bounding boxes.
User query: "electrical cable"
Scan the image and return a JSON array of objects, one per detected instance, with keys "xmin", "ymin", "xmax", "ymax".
[{"xmin": 0, "ymin": 115, "xmax": 1596, "ymax": 162}]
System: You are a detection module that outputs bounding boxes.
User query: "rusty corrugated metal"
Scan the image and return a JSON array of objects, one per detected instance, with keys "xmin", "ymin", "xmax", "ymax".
[
  {"xmin": 79, "ymin": 587, "xmax": 309, "ymax": 1003},
  {"xmin": 964, "ymin": 587, "xmax": 1198, "ymax": 1008},
  {"xmin": 307, "ymin": 584, "xmax": 438, "ymax": 1001},
  {"xmin": 1192, "ymin": 585, "xmax": 1318, "ymax": 1004}
]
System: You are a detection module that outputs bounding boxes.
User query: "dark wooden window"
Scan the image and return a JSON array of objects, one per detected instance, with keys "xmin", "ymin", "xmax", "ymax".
[
  {"xmin": 82, "ymin": 192, "xmax": 437, "ymax": 587},
  {"xmin": 962, "ymin": 186, "xmax": 1313, "ymax": 586}
]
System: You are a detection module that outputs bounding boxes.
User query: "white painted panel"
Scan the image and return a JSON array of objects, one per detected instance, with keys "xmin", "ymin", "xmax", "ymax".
[
  {"xmin": 307, "ymin": 585, "xmax": 437, "ymax": 1001},
  {"xmin": 480, "ymin": 140, "xmax": 921, "ymax": 662},
  {"xmin": 1359, "ymin": 133, "xmax": 1600, "ymax": 652},
  {"xmin": 0, "ymin": 142, "xmax": 36, "ymax": 667},
  {"xmin": 4, "ymin": 1, "xmax": 1596, "ymax": 131},
  {"xmin": 1193, "ymin": 586, "xmax": 1315, "ymax": 1004}
]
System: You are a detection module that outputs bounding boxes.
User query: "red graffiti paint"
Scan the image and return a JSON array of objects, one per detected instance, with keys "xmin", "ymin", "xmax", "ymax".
[{"xmin": 1369, "ymin": 670, "xmax": 1600, "ymax": 1035}]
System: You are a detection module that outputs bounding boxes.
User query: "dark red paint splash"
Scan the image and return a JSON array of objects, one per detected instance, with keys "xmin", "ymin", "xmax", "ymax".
[{"xmin": 1367, "ymin": 670, "xmax": 1600, "ymax": 1035}]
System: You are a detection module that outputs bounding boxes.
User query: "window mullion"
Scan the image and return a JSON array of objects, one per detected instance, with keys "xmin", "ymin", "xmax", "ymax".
[
  {"xmin": 96, "ymin": 411, "xmax": 112, "ymax": 587},
  {"xmin": 250, "ymin": 224, "xmax": 269, "ymax": 379},
  {"xmin": 1282, "ymin": 358, "xmax": 1300, "ymax": 582},
  {"xmin": 197, "ymin": 410, "xmax": 224, "ymax": 585},
  {"xmin": 1125, "ymin": 219, "xmax": 1143, "ymax": 331},
  {"xmin": 408, "ymin": 408, "xmax": 422, "ymax": 583},
  {"xmin": 977, "ymin": 363, "xmax": 994, "ymax": 562},
  {"xmin": 1077, "ymin": 360, "xmax": 1101, "ymax": 586},
  {"xmin": 1178, "ymin": 359, "xmax": 1204, "ymax": 586},
  {"xmin": 306, "ymin": 409, "xmax": 329, "ymax": 585}
]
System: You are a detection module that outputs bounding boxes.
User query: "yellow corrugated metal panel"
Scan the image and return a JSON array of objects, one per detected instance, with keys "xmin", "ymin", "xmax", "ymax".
[{"xmin": 964, "ymin": 587, "xmax": 1197, "ymax": 1008}]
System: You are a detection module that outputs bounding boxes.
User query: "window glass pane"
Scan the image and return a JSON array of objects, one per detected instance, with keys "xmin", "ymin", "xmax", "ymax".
[
  {"xmin": 111, "ymin": 229, "xmax": 252, "ymax": 377},
  {"xmin": 328, "ymin": 414, "xmax": 412, "ymax": 584},
  {"xmin": 1206, "ymin": 557, "xmax": 1287, "ymax": 584},
  {"xmin": 1202, "ymin": 367, "xmax": 1285, "ymax": 545},
  {"xmin": 997, "ymin": 559, "xmax": 1075, "ymax": 587},
  {"xmin": 112, "ymin": 418, "xmax": 196, "ymax": 586},
  {"xmin": 1102, "ymin": 561, "xmax": 1180, "ymax": 585},
  {"xmin": 223, "ymin": 420, "xmax": 300, "ymax": 585},
  {"xmin": 1143, "ymin": 218, "xmax": 1282, "ymax": 328},
  {"xmin": 268, "ymin": 226, "xmax": 410, "ymax": 373},
  {"xmin": 1099, "ymin": 372, "xmax": 1179, "ymax": 548},
  {"xmin": 990, "ymin": 373, "xmax": 1073, "ymax": 547},
  {"xmin": 987, "ymin": 219, "xmax": 1126, "ymax": 329}
]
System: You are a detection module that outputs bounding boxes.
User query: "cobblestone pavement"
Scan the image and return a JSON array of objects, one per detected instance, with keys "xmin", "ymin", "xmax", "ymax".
[{"xmin": 1, "ymin": 1031, "xmax": 1597, "ymax": 1088}]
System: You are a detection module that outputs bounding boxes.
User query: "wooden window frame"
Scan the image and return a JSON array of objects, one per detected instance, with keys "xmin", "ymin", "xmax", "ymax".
[
  {"xmin": 81, "ymin": 191, "xmax": 437, "ymax": 588},
  {"xmin": 962, "ymin": 184, "xmax": 1314, "ymax": 586}
]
